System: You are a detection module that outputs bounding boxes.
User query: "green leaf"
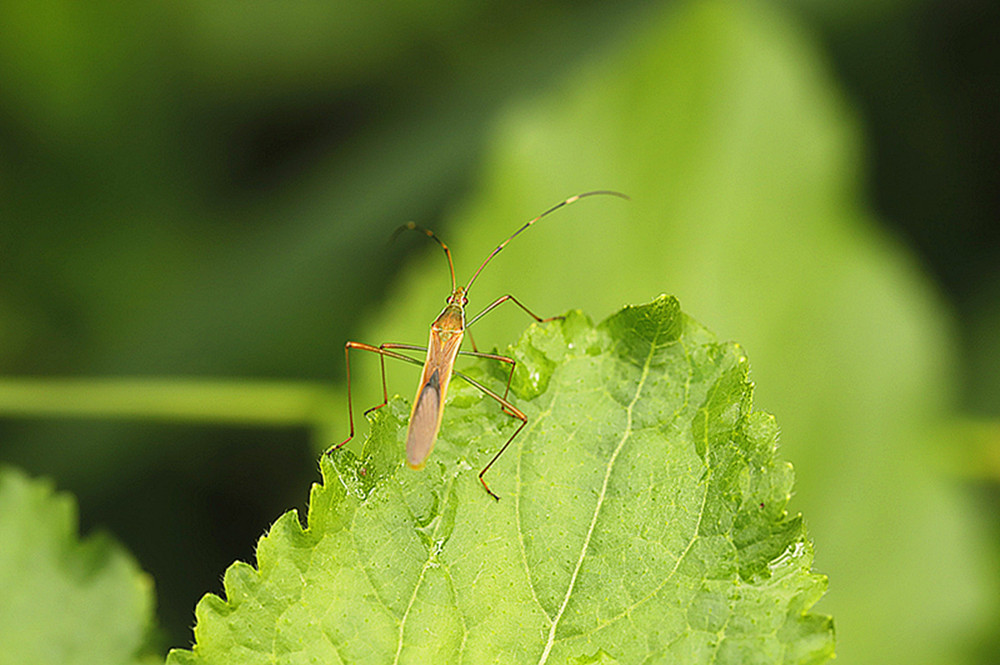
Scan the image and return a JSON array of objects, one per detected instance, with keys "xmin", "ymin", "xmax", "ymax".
[
  {"xmin": 168, "ymin": 297, "xmax": 832, "ymax": 664},
  {"xmin": 0, "ymin": 466, "xmax": 156, "ymax": 665}
]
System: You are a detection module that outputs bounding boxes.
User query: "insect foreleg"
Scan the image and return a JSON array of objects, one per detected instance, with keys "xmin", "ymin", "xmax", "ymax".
[
  {"xmin": 327, "ymin": 342, "xmax": 425, "ymax": 456},
  {"xmin": 465, "ymin": 294, "xmax": 563, "ymax": 329}
]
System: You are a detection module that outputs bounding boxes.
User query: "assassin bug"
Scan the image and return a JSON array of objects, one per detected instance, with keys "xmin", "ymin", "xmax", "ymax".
[{"xmin": 327, "ymin": 190, "xmax": 628, "ymax": 500}]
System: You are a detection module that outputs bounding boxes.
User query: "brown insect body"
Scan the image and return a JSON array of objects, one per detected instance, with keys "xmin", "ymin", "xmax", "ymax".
[{"xmin": 406, "ymin": 297, "xmax": 465, "ymax": 469}]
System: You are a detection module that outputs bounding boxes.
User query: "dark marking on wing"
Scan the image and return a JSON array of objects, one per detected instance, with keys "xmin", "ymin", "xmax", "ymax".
[
  {"xmin": 426, "ymin": 368, "xmax": 441, "ymax": 392},
  {"xmin": 407, "ymin": 369, "xmax": 442, "ymax": 469}
]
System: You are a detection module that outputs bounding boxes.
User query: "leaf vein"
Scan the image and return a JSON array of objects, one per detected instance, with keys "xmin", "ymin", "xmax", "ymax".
[
  {"xmin": 392, "ymin": 475, "xmax": 457, "ymax": 664},
  {"xmin": 536, "ymin": 333, "xmax": 659, "ymax": 664},
  {"xmin": 551, "ymin": 340, "xmax": 708, "ymax": 646}
]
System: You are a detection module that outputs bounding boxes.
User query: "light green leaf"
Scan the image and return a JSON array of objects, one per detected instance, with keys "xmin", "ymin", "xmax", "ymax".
[
  {"xmin": 168, "ymin": 297, "xmax": 832, "ymax": 664},
  {"xmin": 0, "ymin": 466, "xmax": 156, "ymax": 665}
]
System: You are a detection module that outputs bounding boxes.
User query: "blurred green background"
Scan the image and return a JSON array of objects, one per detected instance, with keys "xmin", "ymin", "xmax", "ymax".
[{"xmin": 1, "ymin": 0, "xmax": 998, "ymax": 662}]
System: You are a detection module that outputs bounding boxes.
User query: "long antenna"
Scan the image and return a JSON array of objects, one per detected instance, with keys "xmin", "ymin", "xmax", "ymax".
[
  {"xmin": 391, "ymin": 222, "xmax": 457, "ymax": 293},
  {"xmin": 463, "ymin": 190, "xmax": 629, "ymax": 293}
]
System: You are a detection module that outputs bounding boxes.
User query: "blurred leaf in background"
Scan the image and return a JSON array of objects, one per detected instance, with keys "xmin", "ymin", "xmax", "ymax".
[
  {"xmin": 1, "ymin": 0, "xmax": 998, "ymax": 661},
  {"xmin": 0, "ymin": 467, "xmax": 157, "ymax": 665},
  {"xmin": 357, "ymin": 2, "xmax": 996, "ymax": 664}
]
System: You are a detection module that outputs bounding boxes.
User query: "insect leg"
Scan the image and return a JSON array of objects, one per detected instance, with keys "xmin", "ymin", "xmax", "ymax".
[
  {"xmin": 379, "ymin": 343, "xmax": 429, "ymax": 353},
  {"xmin": 374, "ymin": 343, "xmax": 431, "ymax": 414},
  {"xmin": 456, "ymin": 349, "xmax": 518, "ymax": 406},
  {"xmin": 452, "ymin": 369, "xmax": 527, "ymax": 501},
  {"xmin": 326, "ymin": 342, "xmax": 425, "ymax": 456},
  {"xmin": 465, "ymin": 294, "xmax": 563, "ymax": 329}
]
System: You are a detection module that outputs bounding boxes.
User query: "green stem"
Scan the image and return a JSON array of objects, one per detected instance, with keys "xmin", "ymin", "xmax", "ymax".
[{"xmin": 0, "ymin": 377, "xmax": 341, "ymax": 428}]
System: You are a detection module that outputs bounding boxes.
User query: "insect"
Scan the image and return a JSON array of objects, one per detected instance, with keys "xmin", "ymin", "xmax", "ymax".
[{"xmin": 327, "ymin": 190, "xmax": 628, "ymax": 500}]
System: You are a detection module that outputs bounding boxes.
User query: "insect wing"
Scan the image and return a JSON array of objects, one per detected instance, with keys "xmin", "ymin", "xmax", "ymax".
[
  {"xmin": 406, "ymin": 369, "xmax": 443, "ymax": 469},
  {"xmin": 405, "ymin": 321, "xmax": 462, "ymax": 470}
]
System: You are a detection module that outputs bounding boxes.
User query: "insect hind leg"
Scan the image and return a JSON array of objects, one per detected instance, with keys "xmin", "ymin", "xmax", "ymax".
[
  {"xmin": 457, "ymin": 348, "xmax": 518, "ymax": 405},
  {"xmin": 453, "ymin": 368, "xmax": 527, "ymax": 501}
]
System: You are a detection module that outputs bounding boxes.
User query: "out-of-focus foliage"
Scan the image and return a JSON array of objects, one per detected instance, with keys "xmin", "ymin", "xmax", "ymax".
[
  {"xmin": 1, "ymin": 0, "xmax": 997, "ymax": 661},
  {"xmin": 0, "ymin": 467, "xmax": 156, "ymax": 665},
  {"xmin": 0, "ymin": 0, "xmax": 647, "ymax": 641}
]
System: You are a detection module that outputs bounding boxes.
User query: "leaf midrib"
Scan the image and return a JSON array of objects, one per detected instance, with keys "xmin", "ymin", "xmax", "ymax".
[
  {"xmin": 560, "ymin": 338, "xmax": 709, "ymax": 642},
  {"xmin": 536, "ymin": 337, "xmax": 657, "ymax": 665},
  {"xmin": 392, "ymin": 474, "xmax": 461, "ymax": 665}
]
